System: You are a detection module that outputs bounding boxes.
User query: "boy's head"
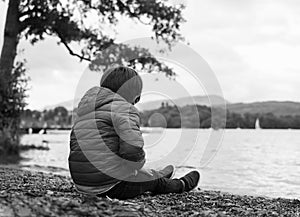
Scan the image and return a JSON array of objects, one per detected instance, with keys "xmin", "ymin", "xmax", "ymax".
[{"xmin": 100, "ymin": 66, "xmax": 143, "ymax": 105}]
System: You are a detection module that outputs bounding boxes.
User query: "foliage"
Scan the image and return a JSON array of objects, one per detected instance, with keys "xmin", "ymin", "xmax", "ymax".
[
  {"xmin": 21, "ymin": 106, "xmax": 72, "ymax": 129},
  {"xmin": 91, "ymin": 44, "xmax": 175, "ymax": 77},
  {"xmin": 227, "ymin": 101, "xmax": 300, "ymax": 117},
  {"xmin": 17, "ymin": 0, "xmax": 185, "ymax": 71},
  {"xmin": 19, "ymin": 103, "xmax": 300, "ymax": 132},
  {"xmin": 141, "ymin": 104, "xmax": 213, "ymax": 128},
  {"xmin": 141, "ymin": 104, "xmax": 300, "ymax": 129},
  {"xmin": 0, "ymin": 60, "xmax": 28, "ymax": 155}
]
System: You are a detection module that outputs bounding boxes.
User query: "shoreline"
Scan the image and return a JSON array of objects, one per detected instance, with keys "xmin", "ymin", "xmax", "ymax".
[
  {"xmin": 1, "ymin": 167, "xmax": 299, "ymax": 217},
  {"xmin": 3, "ymin": 163, "xmax": 298, "ymax": 200}
]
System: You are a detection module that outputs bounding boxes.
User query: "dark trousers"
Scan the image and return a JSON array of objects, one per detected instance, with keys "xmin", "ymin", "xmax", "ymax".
[{"xmin": 98, "ymin": 170, "xmax": 183, "ymax": 200}]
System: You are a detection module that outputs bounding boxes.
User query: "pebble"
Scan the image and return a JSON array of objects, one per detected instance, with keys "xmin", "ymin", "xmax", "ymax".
[{"xmin": 0, "ymin": 167, "xmax": 300, "ymax": 217}]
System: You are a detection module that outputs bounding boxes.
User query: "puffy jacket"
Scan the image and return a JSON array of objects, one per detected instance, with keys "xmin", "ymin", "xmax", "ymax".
[{"xmin": 68, "ymin": 86, "xmax": 145, "ymax": 190}]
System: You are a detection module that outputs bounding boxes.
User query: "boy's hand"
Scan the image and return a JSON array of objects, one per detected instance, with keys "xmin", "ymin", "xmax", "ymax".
[{"xmin": 138, "ymin": 168, "xmax": 153, "ymax": 177}]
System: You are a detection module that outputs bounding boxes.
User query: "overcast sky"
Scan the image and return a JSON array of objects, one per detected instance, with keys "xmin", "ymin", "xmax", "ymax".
[{"xmin": 1, "ymin": 0, "xmax": 300, "ymax": 110}]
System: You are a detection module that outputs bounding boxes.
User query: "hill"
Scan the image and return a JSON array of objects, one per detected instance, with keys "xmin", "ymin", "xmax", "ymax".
[
  {"xmin": 136, "ymin": 95, "xmax": 226, "ymax": 111},
  {"xmin": 43, "ymin": 97, "xmax": 300, "ymax": 117},
  {"xmin": 44, "ymin": 95, "xmax": 227, "ymax": 111},
  {"xmin": 227, "ymin": 101, "xmax": 300, "ymax": 116}
]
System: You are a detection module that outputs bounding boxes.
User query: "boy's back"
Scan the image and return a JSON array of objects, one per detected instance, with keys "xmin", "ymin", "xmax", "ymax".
[
  {"xmin": 69, "ymin": 86, "xmax": 145, "ymax": 194},
  {"xmin": 68, "ymin": 66, "xmax": 200, "ymax": 199}
]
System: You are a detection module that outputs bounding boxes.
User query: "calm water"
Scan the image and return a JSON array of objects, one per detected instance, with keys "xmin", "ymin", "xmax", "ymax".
[{"xmin": 20, "ymin": 129, "xmax": 300, "ymax": 199}]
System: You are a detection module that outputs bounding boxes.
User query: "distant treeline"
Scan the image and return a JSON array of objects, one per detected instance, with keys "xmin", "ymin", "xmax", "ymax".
[
  {"xmin": 21, "ymin": 107, "xmax": 72, "ymax": 129},
  {"xmin": 21, "ymin": 104, "xmax": 300, "ymax": 130},
  {"xmin": 140, "ymin": 103, "xmax": 300, "ymax": 129}
]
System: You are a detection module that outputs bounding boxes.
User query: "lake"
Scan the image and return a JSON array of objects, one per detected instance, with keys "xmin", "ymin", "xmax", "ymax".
[{"xmin": 20, "ymin": 129, "xmax": 300, "ymax": 199}]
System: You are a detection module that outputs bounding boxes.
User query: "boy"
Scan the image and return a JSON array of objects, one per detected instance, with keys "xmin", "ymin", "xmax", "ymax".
[{"xmin": 69, "ymin": 66, "xmax": 200, "ymax": 199}]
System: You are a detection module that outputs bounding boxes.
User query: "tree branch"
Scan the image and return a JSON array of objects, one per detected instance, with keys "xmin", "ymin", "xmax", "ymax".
[
  {"xmin": 55, "ymin": 30, "xmax": 92, "ymax": 62},
  {"xmin": 61, "ymin": 40, "xmax": 92, "ymax": 62}
]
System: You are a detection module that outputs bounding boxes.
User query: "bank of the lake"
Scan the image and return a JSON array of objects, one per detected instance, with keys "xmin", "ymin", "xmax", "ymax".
[{"xmin": 0, "ymin": 167, "xmax": 299, "ymax": 217}]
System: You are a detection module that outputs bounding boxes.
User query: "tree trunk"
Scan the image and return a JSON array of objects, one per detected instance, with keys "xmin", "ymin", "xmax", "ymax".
[
  {"xmin": 0, "ymin": 0, "xmax": 20, "ymax": 82},
  {"xmin": 0, "ymin": 0, "xmax": 21, "ymax": 156}
]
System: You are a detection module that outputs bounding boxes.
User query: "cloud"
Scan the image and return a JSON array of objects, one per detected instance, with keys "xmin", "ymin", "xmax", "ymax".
[
  {"xmin": 16, "ymin": 38, "xmax": 89, "ymax": 109},
  {"xmin": 179, "ymin": 0, "xmax": 300, "ymax": 103},
  {"xmin": 1, "ymin": 0, "xmax": 300, "ymax": 109}
]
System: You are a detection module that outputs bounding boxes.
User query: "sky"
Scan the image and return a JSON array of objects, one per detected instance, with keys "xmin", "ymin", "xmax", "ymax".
[{"xmin": 1, "ymin": 0, "xmax": 300, "ymax": 110}]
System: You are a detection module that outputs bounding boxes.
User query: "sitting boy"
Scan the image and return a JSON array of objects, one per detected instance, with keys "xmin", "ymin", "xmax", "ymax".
[{"xmin": 68, "ymin": 66, "xmax": 200, "ymax": 199}]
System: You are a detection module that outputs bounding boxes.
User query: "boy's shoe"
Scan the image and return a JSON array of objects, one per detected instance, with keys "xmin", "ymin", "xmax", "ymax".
[
  {"xmin": 157, "ymin": 165, "xmax": 175, "ymax": 179},
  {"xmin": 180, "ymin": 171, "xmax": 200, "ymax": 192}
]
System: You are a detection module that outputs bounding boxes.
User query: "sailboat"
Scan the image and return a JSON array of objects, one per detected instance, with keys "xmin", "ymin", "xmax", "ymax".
[{"xmin": 255, "ymin": 118, "xmax": 261, "ymax": 129}]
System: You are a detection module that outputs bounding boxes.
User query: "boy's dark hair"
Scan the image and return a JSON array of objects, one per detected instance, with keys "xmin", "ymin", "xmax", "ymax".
[{"xmin": 100, "ymin": 66, "xmax": 142, "ymax": 97}]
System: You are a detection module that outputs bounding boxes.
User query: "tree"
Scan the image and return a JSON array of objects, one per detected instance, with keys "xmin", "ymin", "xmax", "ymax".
[
  {"xmin": 226, "ymin": 112, "xmax": 243, "ymax": 129},
  {"xmin": 54, "ymin": 106, "xmax": 68, "ymax": 126},
  {"xmin": 0, "ymin": 60, "xmax": 27, "ymax": 156},
  {"xmin": 0, "ymin": 0, "xmax": 185, "ymax": 156}
]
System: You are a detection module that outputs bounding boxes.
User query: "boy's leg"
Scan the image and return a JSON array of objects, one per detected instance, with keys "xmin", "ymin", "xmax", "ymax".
[{"xmin": 101, "ymin": 170, "xmax": 184, "ymax": 200}]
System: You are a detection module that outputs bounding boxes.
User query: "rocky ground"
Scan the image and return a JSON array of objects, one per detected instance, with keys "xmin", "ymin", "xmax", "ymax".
[{"xmin": 0, "ymin": 167, "xmax": 299, "ymax": 217}]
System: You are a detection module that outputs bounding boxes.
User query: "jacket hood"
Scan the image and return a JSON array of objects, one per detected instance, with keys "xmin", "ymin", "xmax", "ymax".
[{"xmin": 76, "ymin": 86, "xmax": 132, "ymax": 117}]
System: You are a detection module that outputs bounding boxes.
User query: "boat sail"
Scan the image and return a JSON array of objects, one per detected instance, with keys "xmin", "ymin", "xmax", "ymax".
[{"xmin": 255, "ymin": 118, "xmax": 261, "ymax": 129}]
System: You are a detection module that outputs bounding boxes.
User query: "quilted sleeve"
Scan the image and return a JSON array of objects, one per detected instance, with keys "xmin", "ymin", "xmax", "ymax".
[{"xmin": 114, "ymin": 105, "xmax": 145, "ymax": 170}]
